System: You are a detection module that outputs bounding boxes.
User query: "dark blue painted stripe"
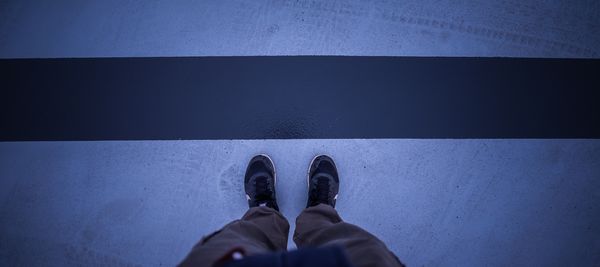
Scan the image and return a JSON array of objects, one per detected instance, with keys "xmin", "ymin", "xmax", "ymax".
[{"xmin": 1, "ymin": 56, "xmax": 599, "ymax": 140}]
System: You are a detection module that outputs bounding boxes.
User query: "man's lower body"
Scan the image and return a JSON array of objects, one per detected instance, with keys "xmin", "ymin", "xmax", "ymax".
[
  {"xmin": 179, "ymin": 155, "xmax": 404, "ymax": 267},
  {"xmin": 179, "ymin": 204, "xmax": 402, "ymax": 267}
]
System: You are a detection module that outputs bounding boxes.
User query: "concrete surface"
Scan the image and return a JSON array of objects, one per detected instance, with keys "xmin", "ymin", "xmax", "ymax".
[
  {"xmin": 1, "ymin": 140, "xmax": 599, "ymax": 266},
  {"xmin": 0, "ymin": 0, "xmax": 599, "ymax": 58},
  {"xmin": 1, "ymin": 1, "xmax": 600, "ymax": 266}
]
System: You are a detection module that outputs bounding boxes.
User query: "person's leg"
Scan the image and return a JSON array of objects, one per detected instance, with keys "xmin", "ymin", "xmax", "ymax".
[
  {"xmin": 179, "ymin": 155, "xmax": 288, "ymax": 267},
  {"xmin": 294, "ymin": 204, "xmax": 404, "ymax": 267},
  {"xmin": 179, "ymin": 206, "xmax": 289, "ymax": 266},
  {"xmin": 293, "ymin": 155, "xmax": 404, "ymax": 267}
]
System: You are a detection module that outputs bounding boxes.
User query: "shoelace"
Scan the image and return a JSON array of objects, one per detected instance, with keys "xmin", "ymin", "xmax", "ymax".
[
  {"xmin": 315, "ymin": 177, "xmax": 330, "ymax": 204},
  {"xmin": 254, "ymin": 176, "xmax": 273, "ymax": 202}
]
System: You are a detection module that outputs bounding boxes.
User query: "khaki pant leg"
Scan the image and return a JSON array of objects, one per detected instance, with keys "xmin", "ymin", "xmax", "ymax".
[
  {"xmin": 179, "ymin": 207, "xmax": 290, "ymax": 267},
  {"xmin": 293, "ymin": 204, "xmax": 404, "ymax": 267}
]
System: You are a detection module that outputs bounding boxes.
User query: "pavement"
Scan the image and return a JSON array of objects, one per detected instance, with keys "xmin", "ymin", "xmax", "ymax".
[
  {"xmin": 0, "ymin": 0, "xmax": 598, "ymax": 58},
  {"xmin": 1, "ymin": 0, "xmax": 599, "ymax": 266},
  {"xmin": 1, "ymin": 140, "xmax": 599, "ymax": 266}
]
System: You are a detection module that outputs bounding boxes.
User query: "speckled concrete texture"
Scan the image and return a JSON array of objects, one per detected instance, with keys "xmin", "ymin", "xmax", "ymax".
[
  {"xmin": 1, "ymin": 0, "xmax": 600, "ymax": 266},
  {"xmin": 1, "ymin": 140, "xmax": 599, "ymax": 266},
  {"xmin": 0, "ymin": 0, "xmax": 599, "ymax": 58}
]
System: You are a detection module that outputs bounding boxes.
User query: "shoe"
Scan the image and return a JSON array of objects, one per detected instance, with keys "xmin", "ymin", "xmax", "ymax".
[
  {"xmin": 306, "ymin": 155, "xmax": 339, "ymax": 208},
  {"xmin": 244, "ymin": 154, "xmax": 279, "ymax": 211}
]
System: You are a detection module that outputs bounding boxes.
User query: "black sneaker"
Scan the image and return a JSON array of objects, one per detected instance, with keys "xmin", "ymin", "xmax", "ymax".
[
  {"xmin": 306, "ymin": 155, "xmax": 339, "ymax": 208},
  {"xmin": 244, "ymin": 154, "xmax": 279, "ymax": 211}
]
